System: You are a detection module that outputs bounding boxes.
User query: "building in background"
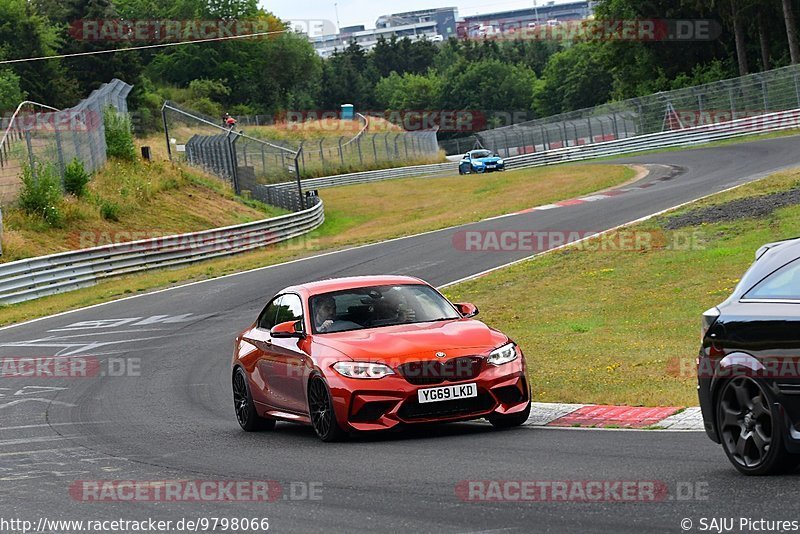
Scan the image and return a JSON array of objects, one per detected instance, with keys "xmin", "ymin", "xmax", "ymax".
[
  {"xmin": 376, "ymin": 8, "xmax": 459, "ymax": 38},
  {"xmin": 310, "ymin": 7, "xmax": 457, "ymax": 58},
  {"xmin": 460, "ymin": 1, "xmax": 595, "ymax": 35},
  {"xmin": 308, "ymin": 2, "xmax": 594, "ymax": 58}
]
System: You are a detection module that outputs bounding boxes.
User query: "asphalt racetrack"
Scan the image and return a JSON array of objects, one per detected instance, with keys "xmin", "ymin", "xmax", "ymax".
[{"xmin": 2, "ymin": 136, "xmax": 800, "ymax": 533}]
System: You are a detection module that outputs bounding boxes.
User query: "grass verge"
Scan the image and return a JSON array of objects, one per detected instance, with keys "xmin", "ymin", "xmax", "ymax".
[
  {"xmin": 1, "ymin": 159, "xmax": 286, "ymax": 262},
  {"xmin": 0, "ymin": 163, "xmax": 634, "ymax": 327},
  {"xmin": 443, "ymin": 167, "xmax": 800, "ymax": 407}
]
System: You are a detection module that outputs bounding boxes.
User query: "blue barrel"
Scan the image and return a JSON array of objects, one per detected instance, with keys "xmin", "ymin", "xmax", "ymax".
[{"xmin": 341, "ymin": 104, "xmax": 355, "ymax": 120}]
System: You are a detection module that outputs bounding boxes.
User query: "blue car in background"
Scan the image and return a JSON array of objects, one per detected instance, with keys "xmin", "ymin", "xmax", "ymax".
[{"xmin": 459, "ymin": 149, "xmax": 506, "ymax": 175}]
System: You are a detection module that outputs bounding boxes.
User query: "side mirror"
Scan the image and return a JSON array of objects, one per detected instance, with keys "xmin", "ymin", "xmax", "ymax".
[
  {"xmin": 455, "ymin": 303, "xmax": 479, "ymax": 318},
  {"xmin": 271, "ymin": 320, "xmax": 304, "ymax": 338}
]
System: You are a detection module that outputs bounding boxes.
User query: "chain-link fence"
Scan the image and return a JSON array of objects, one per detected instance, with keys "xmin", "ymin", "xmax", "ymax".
[
  {"xmin": 162, "ymin": 101, "xmax": 305, "ymax": 211},
  {"xmin": 475, "ymin": 63, "xmax": 800, "ymax": 158},
  {"xmin": 292, "ymin": 127, "xmax": 440, "ymax": 179},
  {"xmin": 163, "ymin": 101, "xmax": 442, "ymax": 210},
  {"xmin": 0, "ymin": 79, "xmax": 133, "ymax": 206}
]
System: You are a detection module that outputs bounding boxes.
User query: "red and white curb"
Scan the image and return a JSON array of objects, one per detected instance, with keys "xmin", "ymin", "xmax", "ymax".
[
  {"xmin": 483, "ymin": 165, "xmax": 678, "ymax": 222},
  {"xmin": 524, "ymin": 403, "xmax": 704, "ymax": 431}
]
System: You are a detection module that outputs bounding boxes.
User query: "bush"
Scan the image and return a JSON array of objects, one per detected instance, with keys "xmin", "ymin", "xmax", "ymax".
[
  {"xmin": 104, "ymin": 108, "xmax": 137, "ymax": 161},
  {"xmin": 64, "ymin": 158, "xmax": 91, "ymax": 197},
  {"xmin": 99, "ymin": 200, "xmax": 121, "ymax": 221},
  {"xmin": 18, "ymin": 162, "xmax": 63, "ymax": 226}
]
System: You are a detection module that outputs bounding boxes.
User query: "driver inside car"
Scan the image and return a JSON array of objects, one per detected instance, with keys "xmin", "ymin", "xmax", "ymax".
[
  {"xmin": 314, "ymin": 296, "xmax": 339, "ymax": 333},
  {"xmin": 375, "ymin": 288, "xmax": 417, "ymax": 323}
]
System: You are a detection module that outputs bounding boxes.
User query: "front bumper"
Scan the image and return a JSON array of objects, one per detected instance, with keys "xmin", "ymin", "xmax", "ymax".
[
  {"xmin": 325, "ymin": 356, "xmax": 529, "ymax": 432},
  {"xmin": 475, "ymin": 163, "xmax": 505, "ymax": 172}
]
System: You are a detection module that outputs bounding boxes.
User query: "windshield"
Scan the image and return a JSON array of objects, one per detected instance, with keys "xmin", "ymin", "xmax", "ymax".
[
  {"xmin": 309, "ymin": 284, "xmax": 461, "ymax": 334},
  {"xmin": 471, "ymin": 150, "xmax": 492, "ymax": 159}
]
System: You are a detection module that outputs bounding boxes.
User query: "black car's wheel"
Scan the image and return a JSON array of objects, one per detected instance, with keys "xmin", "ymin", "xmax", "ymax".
[
  {"xmin": 716, "ymin": 377, "xmax": 799, "ymax": 475},
  {"xmin": 459, "ymin": 166, "xmax": 465, "ymax": 175},
  {"xmin": 489, "ymin": 401, "xmax": 532, "ymax": 429},
  {"xmin": 308, "ymin": 375, "xmax": 347, "ymax": 442},
  {"xmin": 233, "ymin": 367, "xmax": 276, "ymax": 432}
]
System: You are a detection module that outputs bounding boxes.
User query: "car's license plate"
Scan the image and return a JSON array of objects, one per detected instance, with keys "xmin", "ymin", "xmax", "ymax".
[
  {"xmin": 417, "ymin": 383, "xmax": 478, "ymax": 404},
  {"xmin": 486, "ymin": 165, "xmax": 496, "ymax": 169}
]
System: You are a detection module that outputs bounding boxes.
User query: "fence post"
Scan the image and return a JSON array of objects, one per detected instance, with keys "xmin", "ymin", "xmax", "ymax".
[
  {"xmin": 24, "ymin": 130, "xmax": 35, "ymax": 170},
  {"xmin": 338, "ymin": 136, "xmax": 345, "ymax": 166},
  {"xmin": 54, "ymin": 128, "xmax": 66, "ymax": 187},
  {"xmin": 357, "ymin": 136, "xmax": 363, "ymax": 165},
  {"xmin": 384, "ymin": 133, "xmax": 391, "ymax": 160},
  {"xmin": 299, "ymin": 141, "xmax": 305, "ymax": 175},
  {"xmin": 319, "ymin": 139, "xmax": 325, "ymax": 171},
  {"xmin": 295, "ymin": 149, "xmax": 305, "ymax": 210},
  {"xmin": 162, "ymin": 105, "xmax": 172, "ymax": 161},
  {"xmin": 227, "ymin": 132, "xmax": 240, "ymax": 195},
  {"xmin": 372, "ymin": 135, "xmax": 378, "ymax": 163},
  {"xmin": 261, "ymin": 145, "xmax": 266, "ymax": 173}
]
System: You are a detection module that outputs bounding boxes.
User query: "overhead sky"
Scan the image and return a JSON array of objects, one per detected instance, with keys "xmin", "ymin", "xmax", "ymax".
[{"xmin": 262, "ymin": 1, "xmax": 575, "ymax": 30}]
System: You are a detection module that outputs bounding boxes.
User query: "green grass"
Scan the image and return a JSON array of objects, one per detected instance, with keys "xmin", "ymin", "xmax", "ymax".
[
  {"xmin": 1, "ymin": 159, "xmax": 286, "ymax": 262},
  {"xmin": 443, "ymin": 167, "xmax": 800, "ymax": 407},
  {"xmin": 0, "ymin": 163, "xmax": 635, "ymax": 327}
]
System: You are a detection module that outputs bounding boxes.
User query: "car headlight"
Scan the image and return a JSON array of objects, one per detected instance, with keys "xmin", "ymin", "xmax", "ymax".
[
  {"xmin": 488, "ymin": 343, "xmax": 518, "ymax": 366},
  {"xmin": 332, "ymin": 361, "xmax": 395, "ymax": 379},
  {"xmin": 497, "ymin": 159, "xmax": 504, "ymax": 165}
]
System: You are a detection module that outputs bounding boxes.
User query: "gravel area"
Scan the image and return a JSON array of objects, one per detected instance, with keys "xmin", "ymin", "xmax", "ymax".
[{"xmin": 664, "ymin": 187, "xmax": 800, "ymax": 229}]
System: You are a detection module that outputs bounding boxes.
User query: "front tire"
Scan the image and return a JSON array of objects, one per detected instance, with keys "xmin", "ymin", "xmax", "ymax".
[
  {"xmin": 489, "ymin": 401, "xmax": 531, "ymax": 429},
  {"xmin": 308, "ymin": 375, "xmax": 348, "ymax": 442},
  {"xmin": 716, "ymin": 377, "xmax": 799, "ymax": 475},
  {"xmin": 233, "ymin": 367, "xmax": 276, "ymax": 432}
]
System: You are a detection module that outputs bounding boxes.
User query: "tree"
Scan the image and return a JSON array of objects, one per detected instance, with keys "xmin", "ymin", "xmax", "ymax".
[
  {"xmin": 534, "ymin": 43, "xmax": 614, "ymax": 115},
  {"xmin": 440, "ymin": 58, "xmax": 537, "ymax": 112},
  {"xmin": 375, "ymin": 71, "xmax": 442, "ymax": 110},
  {"xmin": 0, "ymin": 0, "xmax": 79, "ymax": 106},
  {"xmin": 0, "ymin": 68, "xmax": 26, "ymax": 111},
  {"xmin": 55, "ymin": 0, "xmax": 144, "ymax": 91},
  {"xmin": 782, "ymin": 0, "xmax": 800, "ymax": 64}
]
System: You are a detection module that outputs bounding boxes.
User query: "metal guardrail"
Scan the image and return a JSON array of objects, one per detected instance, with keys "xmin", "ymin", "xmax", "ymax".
[
  {"xmin": 0, "ymin": 199, "xmax": 324, "ymax": 305},
  {"xmin": 265, "ymin": 106, "xmax": 800, "ymax": 194},
  {"xmin": 261, "ymin": 162, "xmax": 458, "ymax": 197},
  {"xmin": 478, "ymin": 63, "xmax": 800, "ymax": 158},
  {"xmin": 502, "ymin": 107, "xmax": 800, "ymax": 169},
  {"xmin": 4, "ymin": 104, "xmax": 799, "ymax": 306}
]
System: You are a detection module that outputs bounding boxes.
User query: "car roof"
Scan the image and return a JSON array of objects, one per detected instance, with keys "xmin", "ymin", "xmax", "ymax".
[
  {"xmin": 285, "ymin": 275, "xmax": 427, "ymax": 296},
  {"xmin": 726, "ymin": 237, "xmax": 800, "ymax": 301}
]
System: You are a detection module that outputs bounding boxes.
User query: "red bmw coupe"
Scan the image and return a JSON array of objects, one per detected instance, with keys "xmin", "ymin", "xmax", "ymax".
[{"xmin": 231, "ymin": 275, "xmax": 531, "ymax": 441}]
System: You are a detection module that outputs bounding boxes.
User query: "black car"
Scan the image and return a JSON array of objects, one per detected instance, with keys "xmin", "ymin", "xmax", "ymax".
[{"xmin": 699, "ymin": 237, "xmax": 800, "ymax": 475}]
